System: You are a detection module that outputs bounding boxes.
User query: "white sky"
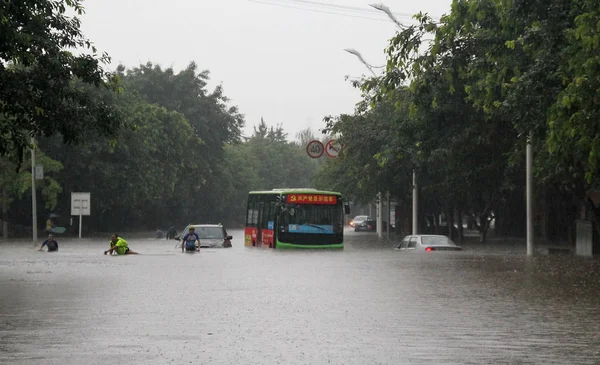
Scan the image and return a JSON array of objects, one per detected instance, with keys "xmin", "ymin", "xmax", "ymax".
[{"xmin": 80, "ymin": 0, "xmax": 451, "ymax": 140}]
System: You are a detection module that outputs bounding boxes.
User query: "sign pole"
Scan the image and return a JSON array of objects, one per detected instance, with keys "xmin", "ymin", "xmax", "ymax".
[{"xmin": 78, "ymin": 200, "xmax": 83, "ymax": 239}]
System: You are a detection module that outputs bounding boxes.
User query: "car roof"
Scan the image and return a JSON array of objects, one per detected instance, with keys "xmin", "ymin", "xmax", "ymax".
[{"xmin": 187, "ymin": 224, "xmax": 223, "ymax": 228}]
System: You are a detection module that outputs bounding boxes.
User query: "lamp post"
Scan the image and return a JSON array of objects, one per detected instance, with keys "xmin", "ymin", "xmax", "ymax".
[
  {"xmin": 344, "ymin": 48, "xmax": 385, "ymax": 240},
  {"xmin": 343, "ymin": 48, "xmax": 378, "ymax": 77},
  {"xmin": 526, "ymin": 134, "xmax": 533, "ymax": 255},
  {"xmin": 369, "ymin": 3, "xmax": 408, "ymax": 30},
  {"xmin": 412, "ymin": 170, "xmax": 418, "ymax": 234},
  {"xmin": 31, "ymin": 137, "xmax": 37, "ymax": 246}
]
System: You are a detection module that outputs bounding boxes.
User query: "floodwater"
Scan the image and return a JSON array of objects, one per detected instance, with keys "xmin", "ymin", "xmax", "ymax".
[{"xmin": 1, "ymin": 229, "xmax": 599, "ymax": 364}]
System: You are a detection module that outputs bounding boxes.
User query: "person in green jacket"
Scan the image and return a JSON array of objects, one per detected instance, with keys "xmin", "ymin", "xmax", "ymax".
[{"xmin": 104, "ymin": 234, "xmax": 138, "ymax": 255}]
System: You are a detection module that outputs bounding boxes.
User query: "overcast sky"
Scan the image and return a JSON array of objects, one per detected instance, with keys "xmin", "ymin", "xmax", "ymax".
[{"xmin": 80, "ymin": 0, "xmax": 451, "ymax": 140}]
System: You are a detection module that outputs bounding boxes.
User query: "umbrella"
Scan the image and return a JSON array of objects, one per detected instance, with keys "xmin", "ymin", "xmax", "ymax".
[{"xmin": 49, "ymin": 227, "xmax": 67, "ymax": 234}]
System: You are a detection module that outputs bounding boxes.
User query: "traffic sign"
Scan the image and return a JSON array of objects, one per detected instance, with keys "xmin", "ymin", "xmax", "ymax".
[
  {"xmin": 71, "ymin": 192, "xmax": 91, "ymax": 239},
  {"xmin": 325, "ymin": 140, "xmax": 342, "ymax": 158},
  {"xmin": 306, "ymin": 140, "xmax": 324, "ymax": 158},
  {"xmin": 35, "ymin": 164, "xmax": 44, "ymax": 180},
  {"xmin": 71, "ymin": 192, "xmax": 91, "ymax": 216}
]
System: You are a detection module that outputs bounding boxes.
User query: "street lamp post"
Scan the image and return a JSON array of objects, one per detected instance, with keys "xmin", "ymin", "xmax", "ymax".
[
  {"xmin": 386, "ymin": 191, "xmax": 391, "ymax": 239},
  {"xmin": 369, "ymin": 3, "xmax": 408, "ymax": 30},
  {"xmin": 343, "ymin": 48, "xmax": 378, "ymax": 77},
  {"xmin": 31, "ymin": 137, "xmax": 37, "ymax": 246},
  {"xmin": 377, "ymin": 191, "xmax": 383, "ymax": 239},
  {"xmin": 526, "ymin": 134, "xmax": 533, "ymax": 255},
  {"xmin": 412, "ymin": 170, "xmax": 418, "ymax": 235}
]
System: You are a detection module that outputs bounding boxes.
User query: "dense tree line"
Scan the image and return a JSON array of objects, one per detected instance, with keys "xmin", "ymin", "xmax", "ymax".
[
  {"xmin": 317, "ymin": 0, "xmax": 600, "ymax": 244},
  {"xmin": 1, "ymin": 62, "xmax": 322, "ymax": 235},
  {"xmin": 0, "ymin": 1, "xmax": 322, "ymax": 237}
]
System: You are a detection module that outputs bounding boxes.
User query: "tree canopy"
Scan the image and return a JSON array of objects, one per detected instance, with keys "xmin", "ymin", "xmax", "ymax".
[
  {"xmin": 0, "ymin": 0, "xmax": 123, "ymax": 160},
  {"xmin": 317, "ymin": 0, "xmax": 600, "ymax": 241}
]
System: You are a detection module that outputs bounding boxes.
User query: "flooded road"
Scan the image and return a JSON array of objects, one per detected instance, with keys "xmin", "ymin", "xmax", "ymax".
[{"xmin": 1, "ymin": 228, "xmax": 599, "ymax": 364}]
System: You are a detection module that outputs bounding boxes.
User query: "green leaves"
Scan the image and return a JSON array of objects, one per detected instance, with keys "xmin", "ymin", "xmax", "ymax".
[{"xmin": 0, "ymin": 0, "xmax": 123, "ymax": 161}]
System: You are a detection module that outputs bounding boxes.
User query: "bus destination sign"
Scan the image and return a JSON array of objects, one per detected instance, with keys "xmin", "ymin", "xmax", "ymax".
[{"xmin": 286, "ymin": 194, "xmax": 337, "ymax": 204}]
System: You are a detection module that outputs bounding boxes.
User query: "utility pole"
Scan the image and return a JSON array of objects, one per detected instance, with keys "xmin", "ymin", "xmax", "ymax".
[
  {"xmin": 377, "ymin": 192, "xmax": 383, "ymax": 239},
  {"xmin": 386, "ymin": 191, "xmax": 391, "ymax": 239},
  {"xmin": 526, "ymin": 134, "xmax": 533, "ymax": 255},
  {"xmin": 412, "ymin": 170, "xmax": 418, "ymax": 235},
  {"xmin": 31, "ymin": 137, "xmax": 37, "ymax": 246}
]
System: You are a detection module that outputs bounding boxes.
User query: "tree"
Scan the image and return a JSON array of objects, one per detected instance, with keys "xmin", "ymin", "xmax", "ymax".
[
  {"xmin": 0, "ymin": 0, "xmax": 123, "ymax": 160},
  {"xmin": 118, "ymin": 62, "xmax": 244, "ymax": 220},
  {"xmin": 38, "ymin": 88, "xmax": 198, "ymax": 231},
  {"xmin": 0, "ymin": 150, "xmax": 63, "ymax": 239}
]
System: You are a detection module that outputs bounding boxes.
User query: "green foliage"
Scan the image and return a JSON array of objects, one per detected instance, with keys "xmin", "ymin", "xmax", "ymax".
[
  {"xmin": 316, "ymin": 91, "xmax": 414, "ymax": 204},
  {"xmin": 318, "ymin": 0, "xmax": 600, "ymax": 240},
  {"xmin": 547, "ymin": 0, "xmax": 600, "ymax": 186},
  {"xmin": 28, "ymin": 77, "xmax": 320, "ymax": 231},
  {"xmin": 0, "ymin": 150, "xmax": 63, "ymax": 213},
  {"xmin": 38, "ymin": 88, "xmax": 199, "ymax": 230},
  {"xmin": 117, "ymin": 62, "xmax": 244, "ymax": 223},
  {"xmin": 0, "ymin": 0, "xmax": 123, "ymax": 160}
]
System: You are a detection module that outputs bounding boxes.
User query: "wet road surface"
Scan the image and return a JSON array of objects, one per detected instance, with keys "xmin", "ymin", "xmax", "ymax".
[{"xmin": 1, "ymin": 228, "xmax": 600, "ymax": 364}]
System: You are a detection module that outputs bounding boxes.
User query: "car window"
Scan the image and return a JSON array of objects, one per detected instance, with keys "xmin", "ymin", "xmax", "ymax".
[
  {"xmin": 398, "ymin": 237, "xmax": 410, "ymax": 249},
  {"xmin": 195, "ymin": 226, "xmax": 224, "ymax": 239},
  {"xmin": 421, "ymin": 236, "xmax": 455, "ymax": 246},
  {"xmin": 408, "ymin": 237, "xmax": 418, "ymax": 248},
  {"xmin": 354, "ymin": 216, "xmax": 367, "ymax": 222}
]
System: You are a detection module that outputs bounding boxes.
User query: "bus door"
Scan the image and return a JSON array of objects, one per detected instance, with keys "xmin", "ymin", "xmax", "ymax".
[
  {"xmin": 266, "ymin": 202, "xmax": 276, "ymax": 248},
  {"xmin": 257, "ymin": 202, "xmax": 264, "ymax": 246}
]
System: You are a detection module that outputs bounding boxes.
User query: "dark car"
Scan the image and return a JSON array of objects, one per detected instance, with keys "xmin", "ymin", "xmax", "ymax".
[{"xmin": 354, "ymin": 216, "xmax": 376, "ymax": 232}]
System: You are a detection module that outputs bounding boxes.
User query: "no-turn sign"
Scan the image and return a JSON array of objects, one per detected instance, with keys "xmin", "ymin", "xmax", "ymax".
[
  {"xmin": 306, "ymin": 140, "xmax": 324, "ymax": 158},
  {"xmin": 325, "ymin": 140, "xmax": 342, "ymax": 158}
]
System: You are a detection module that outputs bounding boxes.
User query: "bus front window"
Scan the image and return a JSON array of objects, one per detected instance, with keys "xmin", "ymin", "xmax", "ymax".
[{"xmin": 280, "ymin": 203, "xmax": 341, "ymax": 234}]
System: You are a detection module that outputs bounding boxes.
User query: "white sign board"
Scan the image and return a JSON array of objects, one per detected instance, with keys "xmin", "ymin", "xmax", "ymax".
[
  {"xmin": 71, "ymin": 192, "xmax": 91, "ymax": 216},
  {"xmin": 35, "ymin": 164, "xmax": 44, "ymax": 180}
]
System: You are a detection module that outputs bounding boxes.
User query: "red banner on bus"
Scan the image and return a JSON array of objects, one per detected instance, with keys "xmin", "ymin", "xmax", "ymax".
[{"xmin": 286, "ymin": 194, "xmax": 337, "ymax": 204}]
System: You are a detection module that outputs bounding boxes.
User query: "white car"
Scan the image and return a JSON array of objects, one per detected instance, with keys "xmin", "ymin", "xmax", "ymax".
[
  {"xmin": 396, "ymin": 235, "xmax": 462, "ymax": 252},
  {"xmin": 175, "ymin": 224, "xmax": 233, "ymax": 248}
]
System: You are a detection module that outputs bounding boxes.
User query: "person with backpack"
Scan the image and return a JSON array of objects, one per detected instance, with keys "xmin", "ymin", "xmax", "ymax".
[{"xmin": 181, "ymin": 226, "xmax": 200, "ymax": 253}]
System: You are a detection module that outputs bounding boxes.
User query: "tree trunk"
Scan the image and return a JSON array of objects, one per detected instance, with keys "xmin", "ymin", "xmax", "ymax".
[
  {"xmin": 541, "ymin": 185, "xmax": 548, "ymax": 243},
  {"xmin": 585, "ymin": 198, "xmax": 600, "ymax": 247},
  {"xmin": 456, "ymin": 208, "xmax": 464, "ymax": 245},
  {"xmin": 480, "ymin": 217, "xmax": 490, "ymax": 243},
  {"xmin": 447, "ymin": 207, "xmax": 454, "ymax": 240}
]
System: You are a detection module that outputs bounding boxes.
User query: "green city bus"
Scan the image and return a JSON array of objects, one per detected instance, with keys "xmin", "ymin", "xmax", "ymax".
[{"xmin": 244, "ymin": 189, "xmax": 349, "ymax": 249}]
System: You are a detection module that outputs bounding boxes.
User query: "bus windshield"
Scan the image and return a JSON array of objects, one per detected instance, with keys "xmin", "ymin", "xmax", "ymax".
[{"xmin": 280, "ymin": 203, "xmax": 342, "ymax": 234}]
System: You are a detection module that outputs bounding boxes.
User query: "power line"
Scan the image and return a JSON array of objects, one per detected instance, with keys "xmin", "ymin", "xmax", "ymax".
[
  {"xmin": 249, "ymin": 0, "xmax": 424, "ymax": 25},
  {"xmin": 249, "ymin": 0, "xmax": 402, "ymax": 22},
  {"xmin": 267, "ymin": 0, "xmax": 416, "ymax": 19}
]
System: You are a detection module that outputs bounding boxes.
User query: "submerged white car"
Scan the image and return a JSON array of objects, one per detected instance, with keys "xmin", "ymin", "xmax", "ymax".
[
  {"xmin": 396, "ymin": 235, "xmax": 462, "ymax": 252},
  {"xmin": 175, "ymin": 224, "xmax": 233, "ymax": 248}
]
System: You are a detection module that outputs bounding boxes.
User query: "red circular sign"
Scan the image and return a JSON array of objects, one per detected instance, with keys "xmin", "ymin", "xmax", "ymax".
[
  {"xmin": 325, "ymin": 139, "xmax": 342, "ymax": 158},
  {"xmin": 306, "ymin": 140, "xmax": 324, "ymax": 158}
]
